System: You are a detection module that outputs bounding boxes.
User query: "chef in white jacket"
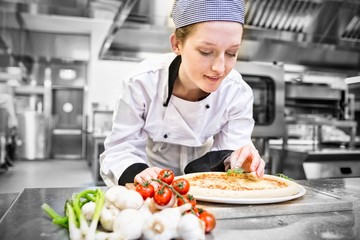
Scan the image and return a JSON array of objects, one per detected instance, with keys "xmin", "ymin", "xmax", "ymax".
[{"xmin": 100, "ymin": 0, "xmax": 266, "ymax": 186}]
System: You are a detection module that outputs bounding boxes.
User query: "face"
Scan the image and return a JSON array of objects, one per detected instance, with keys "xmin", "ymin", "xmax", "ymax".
[{"xmin": 171, "ymin": 21, "xmax": 243, "ymax": 94}]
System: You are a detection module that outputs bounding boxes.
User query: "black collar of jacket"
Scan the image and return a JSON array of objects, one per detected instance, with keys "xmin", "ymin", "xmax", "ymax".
[{"xmin": 163, "ymin": 55, "xmax": 181, "ymax": 107}]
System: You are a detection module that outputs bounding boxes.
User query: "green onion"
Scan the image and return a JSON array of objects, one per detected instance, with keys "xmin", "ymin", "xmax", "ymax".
[
  {"xmin": 41, "ymin": 203, "xmax": 68, "ymax": 228},
  {"xmin": 227, "ymin": 168, "xmax": 245, "ymax": 175},
  {"xmin": 85, "ymin": 189, "xmax": 105, "ymax": 240},
  {"xmin": 66, "ymin": 201, "xmax": 82, "ymax": 240},
  {"xmin": 276, "ymin": 173, "xmax": 293, "ymax": 181}
]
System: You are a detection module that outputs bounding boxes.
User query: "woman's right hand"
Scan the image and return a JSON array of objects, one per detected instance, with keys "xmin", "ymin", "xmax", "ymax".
[{"xmin": 134, "ymin": 167, "xmax": 163, "ymax": 186}]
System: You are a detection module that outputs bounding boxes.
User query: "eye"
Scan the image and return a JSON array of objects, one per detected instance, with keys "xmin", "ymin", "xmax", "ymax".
[
  {"xmin": 199, "ymin": 50, "xmax": 212, "ymax": 56},
  {"xmin": 226, "ymin": 52, "xmax": 237, "ymax": 57}
]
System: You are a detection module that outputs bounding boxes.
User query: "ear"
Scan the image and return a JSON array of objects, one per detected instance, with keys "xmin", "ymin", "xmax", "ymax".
[{"xmin": 169, "ymin": 33, "xmax": 181, "ymax": 55}]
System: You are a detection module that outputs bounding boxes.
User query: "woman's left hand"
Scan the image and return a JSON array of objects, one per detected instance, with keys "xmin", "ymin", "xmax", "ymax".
[{"xmin": 229, "ymin": 144, "xmax": 266, "ymax": 178}]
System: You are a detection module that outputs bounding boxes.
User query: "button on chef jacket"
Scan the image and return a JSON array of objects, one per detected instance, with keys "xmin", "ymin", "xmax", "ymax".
[{"xmin": 99, "ymin": 53, "xmax": 255, "ymax": 187}]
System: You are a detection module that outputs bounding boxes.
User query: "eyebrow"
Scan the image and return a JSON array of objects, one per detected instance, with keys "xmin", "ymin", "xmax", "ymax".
[{"xmin": 198, "ymin": 41, "xmax": 241, "ymax": 48}]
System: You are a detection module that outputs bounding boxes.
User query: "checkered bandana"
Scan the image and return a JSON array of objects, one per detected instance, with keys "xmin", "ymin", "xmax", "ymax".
[{"xmin": 172, "ymin": 0, "xmax": 245, "ymax": 29}]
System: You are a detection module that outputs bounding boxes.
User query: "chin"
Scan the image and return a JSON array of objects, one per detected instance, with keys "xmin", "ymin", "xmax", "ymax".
[{"xmin": 203, "ymin": 85, "xmax": 220, "ymax": 93}]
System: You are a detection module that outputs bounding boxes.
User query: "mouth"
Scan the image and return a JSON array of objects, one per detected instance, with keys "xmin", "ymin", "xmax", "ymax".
[{"xmin": 205, "ymin": 75, "xmax": 222, "ymax": 82}]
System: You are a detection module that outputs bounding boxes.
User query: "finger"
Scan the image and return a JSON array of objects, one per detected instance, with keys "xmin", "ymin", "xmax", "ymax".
[
  {"xmin": 230, "ymin": 150, "xmax": 240, "ymax": 169},
  {"xmin": 154, "ymin": 167, "xmax": 163, "ymax": 174},
  {"xmin": 143, "ymin": 174, "xmax": 152, "ymax": 182},
  {"xmin": 256, "ymin": 159, "xmax": 266, "ymax": 178},
  {"xmin": 250, "ymin": 153, "xmax": 261, "ymax": 172},
  {"xmin": 148, "ymin": 172, "xmax": 157, "ymax": 180},
  {"xmin": 236, "ymin": 147, "xmax": 251, "ymax": 169},
  {"xmin": 152, "ymin": 167, "xmax": 163, "ymax": 178},
  {"xmin": 134, "ymin": 174, "xmax": 144, "ymax": 184}
]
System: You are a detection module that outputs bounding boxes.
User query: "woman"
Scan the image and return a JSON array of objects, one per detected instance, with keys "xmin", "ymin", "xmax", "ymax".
[{"xmin": 100, "ymin": 0, "xmax": 266, "ymax": 187}]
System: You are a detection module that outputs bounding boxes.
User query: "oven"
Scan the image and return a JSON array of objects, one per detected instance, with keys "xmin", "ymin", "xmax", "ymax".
[{"xmin": 234, "ymin": 61, "xmax": 285, "ymax": 138}]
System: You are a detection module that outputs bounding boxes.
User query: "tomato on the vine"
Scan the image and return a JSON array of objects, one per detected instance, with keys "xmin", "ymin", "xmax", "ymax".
[
  {"xmin": 172, "ymin": 178, "xmax": 190, "ymax": 195},
  {"xmin": 199, "ymin": 210, "xmax": 216, "ymax": 233},
  {"xmin": 157, "ymin": 169, "xmax": 175, "ymax": 185},
  {"xmin": 192, "ymin": 207, "xmax": 201, "ymax": 217},
  {"xmin": 135, "ymin": 181, "xmax": 154, "ymax": 200},
  {"xmin": 177, "ymin": 194, "xmax": 196, "ymax": 208},
  {"xmin": 153, "ymin": 186, "xmax": 173, "ymax": 206}
]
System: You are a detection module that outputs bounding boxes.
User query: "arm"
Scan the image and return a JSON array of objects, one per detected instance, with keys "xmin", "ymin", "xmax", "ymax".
[
  {"xmin": 99, "ymin": 78, "xmax": 150, "ymax": 186},
  {"xmin": 212, "ymin": 80, "xmax": 265, "ymax": 177}
]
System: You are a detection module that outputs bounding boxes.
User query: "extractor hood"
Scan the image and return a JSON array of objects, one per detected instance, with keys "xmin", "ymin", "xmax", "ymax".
[
  {"xmin": 101, "ymin": 0, "xmax": 360, "ymax": 71},
  {"xmin": 0, "ymin": 0, "xmax": 360, "ymax": 71}
]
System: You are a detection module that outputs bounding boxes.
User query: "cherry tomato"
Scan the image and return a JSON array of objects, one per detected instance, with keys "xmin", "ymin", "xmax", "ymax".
[
  {"xmin": 199, "ymin": 210, "xmax": 216, "ymax": 233},
  {"xmin": 135, "ymin": 181, "xmax": 154, "ymax": 200},
  {"xmin": 172, "ymin": 178, "xmax": 190, "ymax": 195},
  {"xmin": 157, "ymin": 169, "xmax": 175, "ymax": 185},
  {"xmin": 192, "ymin": 207, "xmax": 201, "ymax": 217},
  {"xmin": 153, "ymin": 186, "xmax": 173, "ymax": 206},
  {"xmin": 177, "ymin": 194, "xmax": 196, "ymax": 208}
]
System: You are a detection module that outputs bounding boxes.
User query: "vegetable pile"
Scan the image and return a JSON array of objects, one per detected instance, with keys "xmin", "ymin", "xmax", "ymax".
[{"xmin": 42, "ymin": 169, "xmax": 216, "ymax": 240}]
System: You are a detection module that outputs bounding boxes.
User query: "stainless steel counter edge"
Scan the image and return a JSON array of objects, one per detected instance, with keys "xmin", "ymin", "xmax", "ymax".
[{"xmin": 0, "ymin": 179, "xmax": 359, "ymax": 240}]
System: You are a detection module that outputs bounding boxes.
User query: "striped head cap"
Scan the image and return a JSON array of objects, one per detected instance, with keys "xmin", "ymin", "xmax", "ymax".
[{"xmin": 172, "ymin": 0, "xmax": 246, "ymax": 29}]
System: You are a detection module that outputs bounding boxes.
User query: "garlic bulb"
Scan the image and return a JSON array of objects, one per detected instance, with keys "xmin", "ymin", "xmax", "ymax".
[
  {"xmin": 99, "ymin": 206, "xmax": 116, "ymax": 232},
  {"xmin": 177, "ymin": 213, "xmax": 205, "ymax": 240},
  {"xmin": 142, "ymin": 203, "xmax": 192, "ymax": 240},
  {"xmin": 112, "ymin": 189, "xmax": 144, "ymax": 210},
  {"xmin": 81, "ymin": 201, "xmax": 96, "ymax": 221},
  {"xmin": 113, "ymin": 208, "xmax": 144, "ymax": 239},
  {"xmin": 105, "ymin": 186, "xmax": 128, "ymax": 204}
]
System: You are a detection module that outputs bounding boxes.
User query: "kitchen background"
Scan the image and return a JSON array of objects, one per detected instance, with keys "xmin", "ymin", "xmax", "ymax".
[{"xmin": 0, "ymin": 0, "xmax": 360, "ymax": 192}]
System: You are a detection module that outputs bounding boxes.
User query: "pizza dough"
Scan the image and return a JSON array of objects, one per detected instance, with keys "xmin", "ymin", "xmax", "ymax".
[{"xmin": 179, "ymin": 172, "xmax": 301, "ymax": 199}]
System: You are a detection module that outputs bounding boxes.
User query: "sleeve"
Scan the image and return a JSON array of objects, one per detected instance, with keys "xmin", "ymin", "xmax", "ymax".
[
  {"xmin": 212, "ymin": 79, "xmax": 255, "ymax": 151},
  {"xmin": 99, "ymin": 77, "xmax": 150, "ymax": 186},
  {"xmin": 184, "ymin": 150, "xmax": 233, "ymax": 173}
]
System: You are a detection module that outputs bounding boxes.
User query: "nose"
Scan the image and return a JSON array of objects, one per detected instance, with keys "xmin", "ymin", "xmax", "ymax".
[{"xmin": 211, "ymin": 54, "xmax": 225, "ymax": 75}]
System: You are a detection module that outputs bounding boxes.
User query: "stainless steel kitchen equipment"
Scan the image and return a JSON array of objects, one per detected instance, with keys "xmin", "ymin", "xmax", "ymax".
[
  {"xmin": 285, "ymin": 81, "xmax": 346, "ymax": 120},
  {"xmin": 271, "ymin": 78, "xmax": 360, "ymax": 179},
  {"xmin": 17, "ymin": 111, "xmax": 46, "ymax": 160},
  {"xmin": 13, "ymin": 85, "xmax": 52, "ymax": 160},
  {"xmin": 347, "ymin": 76, "xmax": 360, "ymax": 136},
  {"xmin": 96, "ymin": 0, "xmax": 360, "ymax": 71},
  {"xmin": 235, "ymin": 61, "xmax": 285, "ymax": 138},
  {"xmin": 303, "ymin": 149, "xmax": 360, "ymax": 179},
  {"xmin": 0, "ymin": 108, "xmax": 8, "ymax": 167}
]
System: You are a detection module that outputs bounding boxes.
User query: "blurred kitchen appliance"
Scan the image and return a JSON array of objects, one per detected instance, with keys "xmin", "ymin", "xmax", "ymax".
[
  {"xmin": 346, "ymin": 76, "xmax": 360, "ymax": 136},
  {"xmin": 17, "ymin": 111, "xmax": 46, "ymax": 160},
  {"xmin": 235, "ymin": 61, "xmax": 285, "ymax": 138},
  {"xmin": 0, "ymin": 108, "xmax": 8, "ymax": 166},
  {"xmin": 13, "ymin": 85, "xmax": 52, "ymax": 160},
  {"xmin": 284, "ymin": 81, "xmax": 356, "ymax": 147},
  {"xmin": 285, "ymin": 82, "xmax": 345, "ymax": 120},
  {"xmin": 303, "ymin": 150, "xmax": 360, "ymax": 179},
  {"xmin": 271, "ymin": 78, "xmax": 360, "ymax": 179}
]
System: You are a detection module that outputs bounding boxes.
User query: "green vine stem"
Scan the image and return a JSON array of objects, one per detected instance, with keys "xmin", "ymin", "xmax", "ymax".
[{"xmin": 150, "ymin": 178, "xmax": 196, "ymax": 214}]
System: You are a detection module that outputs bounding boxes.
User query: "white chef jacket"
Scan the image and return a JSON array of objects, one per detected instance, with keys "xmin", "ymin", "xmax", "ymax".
[{"xmin": 100, "ymin": 53, "xmax": 255, "ymax": 186}]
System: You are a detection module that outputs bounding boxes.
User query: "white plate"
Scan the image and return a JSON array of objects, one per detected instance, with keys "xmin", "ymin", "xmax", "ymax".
[{"xmin": 193, "ymin": 185, "xmax": 307, "ymax": 204}]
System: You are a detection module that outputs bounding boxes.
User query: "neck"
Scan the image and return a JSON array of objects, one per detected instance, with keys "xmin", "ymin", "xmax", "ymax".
[{"xmin": 172, "ymin": 77, "xmax": 208, "ymax": 101}]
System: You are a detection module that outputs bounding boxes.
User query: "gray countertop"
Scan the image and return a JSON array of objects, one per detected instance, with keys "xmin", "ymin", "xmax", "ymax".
[
  {"xmin": 208, "ymin": 178, "xmax": 360, "ymax": 240},
  {"xmin": 0, "ymin": 193, "xmax": 18, "ymax": 220},
  {"xmin": 0, "ymin": 179, "xmax": 359, "ymax": 240}
]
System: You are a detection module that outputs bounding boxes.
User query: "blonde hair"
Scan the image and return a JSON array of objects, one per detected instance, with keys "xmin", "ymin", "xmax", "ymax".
[{"xmin": 174, "ymin": 24, "xmax": 197, "ymax": 43}]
